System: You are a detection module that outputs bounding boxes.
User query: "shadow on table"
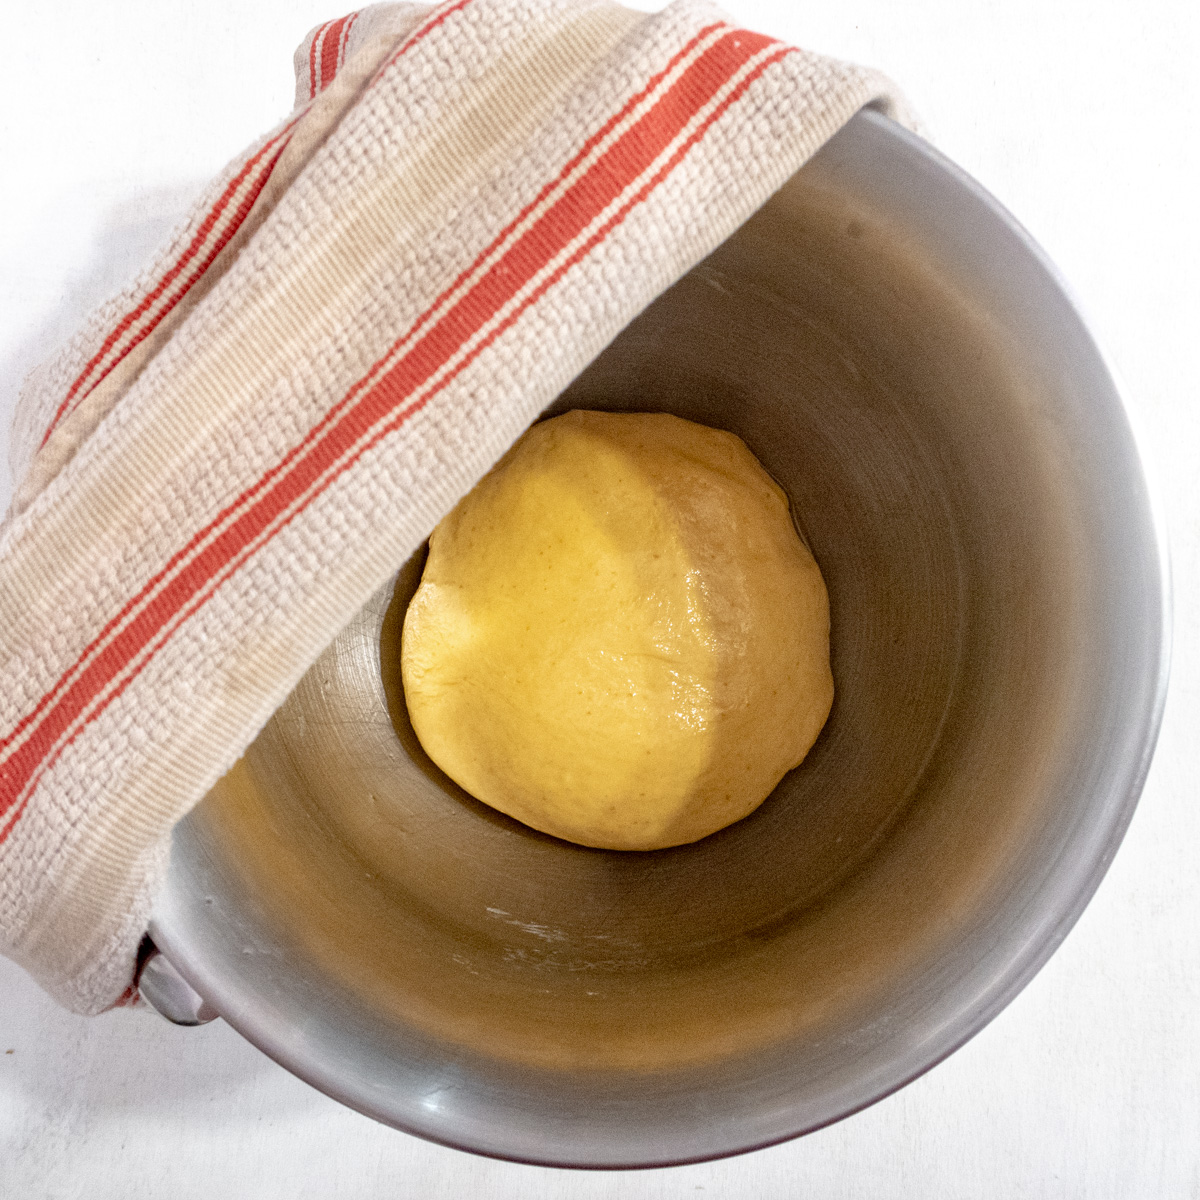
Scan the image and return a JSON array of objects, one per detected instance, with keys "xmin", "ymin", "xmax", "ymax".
[{"xmin": 2, "ymin": 956, "xmax": 329, "ymax": 1122}]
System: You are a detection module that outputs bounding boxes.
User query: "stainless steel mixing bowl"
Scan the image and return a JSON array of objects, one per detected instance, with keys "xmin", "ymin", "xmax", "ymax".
[{"xmin": 148, "ymin": 108, "xmax": 1170, "ymax": 1166}]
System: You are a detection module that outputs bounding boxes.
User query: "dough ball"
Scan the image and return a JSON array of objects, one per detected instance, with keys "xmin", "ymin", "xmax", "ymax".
[{"xmin": 400, "ymin": 410, "xmax": 832, "ymax": 850}]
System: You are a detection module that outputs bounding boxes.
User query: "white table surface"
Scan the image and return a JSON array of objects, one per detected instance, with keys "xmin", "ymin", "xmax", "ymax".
[{"xmin": 2, "ymin": 1, "xmax": 1198, "ymax": 1196}]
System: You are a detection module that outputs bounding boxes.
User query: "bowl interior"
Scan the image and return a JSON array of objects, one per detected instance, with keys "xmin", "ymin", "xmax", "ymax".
[{"xmin": 153, "ymin": 111, "xmax": 1167, "ymax": 1167}]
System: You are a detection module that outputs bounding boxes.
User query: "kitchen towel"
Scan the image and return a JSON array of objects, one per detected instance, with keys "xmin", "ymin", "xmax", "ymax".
[{"xmin": 0, "ymin": 0, "xmax": 908, "ymax": 1013}]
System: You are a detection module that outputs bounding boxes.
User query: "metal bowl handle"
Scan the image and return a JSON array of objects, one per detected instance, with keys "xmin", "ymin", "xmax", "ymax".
[{"xmin": 137, "ymin": 942, "xmax": 220, "ymax": 1026}]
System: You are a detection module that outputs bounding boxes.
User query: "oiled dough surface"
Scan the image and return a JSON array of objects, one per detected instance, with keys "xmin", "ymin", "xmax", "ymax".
[{"xmin": 401, "ymin": 410, "xmax": 833, "ymax": 850}]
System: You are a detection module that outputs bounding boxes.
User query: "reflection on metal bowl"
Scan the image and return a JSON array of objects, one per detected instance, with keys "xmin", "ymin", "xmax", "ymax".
[{"xmin": 148, "ymin": 109, "xmax": 1169, "ymax": 1167}]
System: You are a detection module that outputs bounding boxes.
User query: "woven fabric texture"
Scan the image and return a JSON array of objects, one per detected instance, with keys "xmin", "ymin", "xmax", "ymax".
[{"xmin": 0, "ymin": 0, "xmax": 906, "ymax": 1014}]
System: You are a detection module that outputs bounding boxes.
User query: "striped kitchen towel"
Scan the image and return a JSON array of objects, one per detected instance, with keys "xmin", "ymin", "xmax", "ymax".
[{"xmin": 0, "ymin": 0, "xmax": 908, "ymax": 1014}]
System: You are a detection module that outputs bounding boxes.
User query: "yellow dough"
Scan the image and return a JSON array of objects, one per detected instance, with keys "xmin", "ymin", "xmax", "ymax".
[{"xmin": 400, "ymin": 410, "xmax": 833, "ymax": 850}]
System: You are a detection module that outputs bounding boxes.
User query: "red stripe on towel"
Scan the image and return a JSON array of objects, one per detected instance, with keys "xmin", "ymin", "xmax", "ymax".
[{"xmin": 308, "ymin": 19, "xmax": 334, "ymax": 99}]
